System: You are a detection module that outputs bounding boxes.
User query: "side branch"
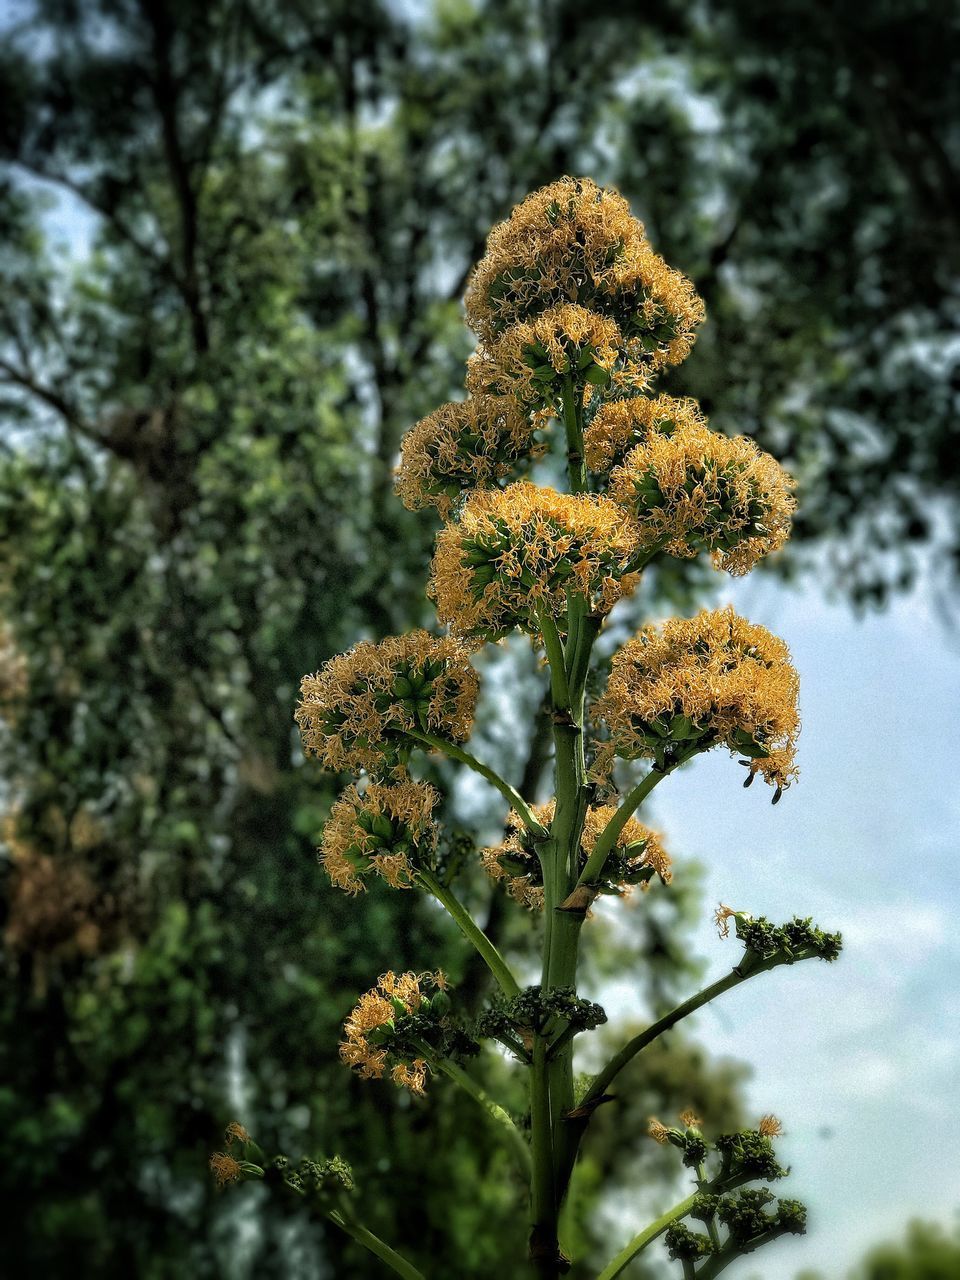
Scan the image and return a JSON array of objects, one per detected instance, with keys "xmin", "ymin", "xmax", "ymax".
[
  {"xmin": 327, "ymin": 1210, "xmax": 427, "ymax": 1280},
  {"xmin": 580, "ymin": 969, "xmax": 749, "ymax": 1112},
  {"xmin": 433, "ymin": 1057, "xmax": 532, "ymax": 1177},
  {"xmin": 576, "ymin": 767, "xmax": 672, "ymax": 887},
  {"xmin": 595, "ymin": 1193, "xmax": 699, "ymax": 1280},
  {"xmin": 406, "ymin": 729, "xmax": 547, "ymax": 837},
  {"xmin": 417, "ymin": 869, "xmax": 521, "ymax": 998}
]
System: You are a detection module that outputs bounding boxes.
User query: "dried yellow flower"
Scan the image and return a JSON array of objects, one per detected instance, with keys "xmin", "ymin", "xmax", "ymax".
[
  {"xmin": 481, "ymin": 800, "xmax": 671, "ymax": 909},
  {"xmin": 680, "ymin": 1109, "xmax": 703, "ymax": 1129},
  {"xmin": 296, "ymin": 631, "xmax": 479, "ymax": 775},
  {"xmin": 584, "ymin": 394, "xmax": 707, "ymax": 472},
  {"xmin": 464, "ymin": 177, "xmax": 648, "ymax": 342},
  {"xmin": 209, "ymin": 1153, "xmax": 243, "ymax": 1187},
  {"xmin": 224, "ymin": 1122, "xmax": 251, "ymax": 1146},
  {"xmin": 429, "ymin": 481, "xmax": 641, "ymax": 639},
  {"xmin": 320, "ymin": 779, "xmax": 439, "ymax": 893},
  {"xmin": 758, "ymin": 1115, "xmax": 784, "ymax": 1138},
  {"xmin": 594, "ymin": 606, "xmax": 800, "ymax": 792},
  {"xmin": 395, "ymin": 395, "xmax": 546, "ymax": 517},
  {"xmin": 339, "ymin": 971, "xmax": 446, "ymax": 1094},
  {"xmin": 608, "ymin": 420, "xmax": 796, "ymax": 575},
  {"xmin": 648, "ymin": 1117, "xmax": 672, "ymax": 1144}
]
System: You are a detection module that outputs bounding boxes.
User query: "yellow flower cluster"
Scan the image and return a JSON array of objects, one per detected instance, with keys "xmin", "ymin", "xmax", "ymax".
[
  {"xmin": 465, "ymin": 303, "xmax": 645, "ymax": 409},
  {"xmin": 481, "ymin": 800, "xmax": 671, "ymax": 909},
  {"xmin": 463, "ymin": 177, "xmax": 705, "ymax": 389},
  {"xmin": 395, "ymin": 395, "xmax": 546, "ymax": 517},
  {"xmin": 320, "ymin": 780, "xmax": 440, "ymax": 893},
  {"xmin": 428, "ymin": 481, "xmax": 641, "ymax": 638},
  {"xmin": 608, "ymin": 419, "xmax": 796, "ymax": 575},
  {"xmin": 296, "ymin": 631, "xmax": 479, "ymax": 775},
  {"xmin": 464, "ymin": 177, "xmax": 648, "ymax": 342},
  {"xmin": 583, "ymin": 394, "xmax": 706, "ymax": 472},
  {"xmin": 339, "ymin": 970, "xmax": 445, "ymax": 1095},
  {"xmin": 609, "ymin": 245, "xmax": 705, "ymax": 372},
  {"xmin": 594, "ymin": 606, "xmax": 800, "ymax": 792}
]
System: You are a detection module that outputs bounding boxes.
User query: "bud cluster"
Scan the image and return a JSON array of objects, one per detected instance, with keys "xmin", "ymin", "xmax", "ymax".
[
  {"xmin": 716, "ymin": 907, "xmax": 844, "ymax": 974},
  {"xmin": 477, "ymin": 984, "xmax": 607, "ymax": 1059}
]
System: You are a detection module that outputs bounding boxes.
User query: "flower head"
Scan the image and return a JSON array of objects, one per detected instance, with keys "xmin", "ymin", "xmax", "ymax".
[
  {"xmin": 758, "ymin": 1115, "xmax": 784, "ymax": 1138},
  {"xmin": 320, "ymin": 780, "xmax": 439, "ymax": 893},
  {"xmin": 429, "ymin": 482, "xmax": 640, "ymax": 639},
  {"xmin": 482, "ymin": 800, "xmax": 671, "ymax": 909},
  {"xmin": 608, "ymin": 421, "xmax": 795, "ymax": 575},
  {"xmin": 464, "ymin": 177, "xmax": 648, "ymax": 342},
  {"xmin": 296, "ymin": 632, "xmax": 479, "ymax": 775},
  {"xmin": 466, "ymin": 304, "xmax": 646, "ymax": 409},
  {"xmin": 584, "ymin": 394, "xmax": 707, "ymax": 472},
  {"xmin": 339, "ymin": 970, "xmax": 450, "ymax": 1095},
  {"xmin": 395, "ymin": 396, "xmax": 546, "ymax": 517},
  {"xmin": 605, "ymin": 243, "xmax": 706, "ymax": 372},
  {"xmin": 594, "ymin": 606, "xmax": 800, "ymax": 792}
]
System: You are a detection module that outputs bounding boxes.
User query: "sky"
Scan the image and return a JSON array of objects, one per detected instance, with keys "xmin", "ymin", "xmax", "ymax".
[{"xmin": 591, "ymin": 572, "xmax": 960, "ymax": 1278}]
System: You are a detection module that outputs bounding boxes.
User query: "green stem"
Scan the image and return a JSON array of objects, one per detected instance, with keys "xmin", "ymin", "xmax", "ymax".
[
  {"xmin": 529, "ymin": 1033, "xmax": 557, "ymax": 1275},
  {"xmin": 594, "ymin": 1193, "xmax": 699, "ymax": 1280},
  {"xmin": 417, "ymin": 869, "xmax": 521, "ymax": 998},
  {"xmin": 576, "ymin": 767, "xmax": 672, "ymax": 888},
  {"xmin": 406, "ymin": 729, "xmax": 547, "ymax": 838},
  {"xmin": 561, "ymin": 374, "xmax": 586, "ymax": 494},
  {"xmin": 537, "ymin": 609, "xmax": 570, "ymax": 708},
  {"xmin": 433, "ymin": 1057, "xmax": 532, "ymax": 1178},
  {"xmin": 327, "ymin": 1209, "xmax": 426, "ymax": 1280}
]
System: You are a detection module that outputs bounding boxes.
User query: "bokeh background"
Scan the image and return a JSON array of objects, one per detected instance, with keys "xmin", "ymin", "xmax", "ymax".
[{"xmin": 0, "ymin": 2, "xmax": 958, "ymax": 1277}]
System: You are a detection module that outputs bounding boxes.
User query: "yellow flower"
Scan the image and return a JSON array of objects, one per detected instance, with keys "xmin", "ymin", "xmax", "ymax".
[
  {"xmin": 429, "ymin": 481, "xmax": 641, "ymax": 639},
  {"xmin": 758, "ymin": 1115, "xmax": 784, "ymax": 1137},
  {"xmin": 583, "ymin": 394, "xmax": 707, "ymax": 472},
  {"xmin": 320, "ymin": 780, "xmax": 439, "ymax": 893},
  {"xmin": 296, "ymin": 631, "xmax": 479, "ymax": 775},
  {"xmin": 608, "ymin": 419, "xmax": 796, "ymax": 575},
  {"xmin": 464, "ymin": 176, "xmax": 648, "ymax": 342},
  {"xmin": 679, "ymin": 1109, "xmax": 703, "ymax": 1129},
  {"xmin": 594, "ymin": 606, "xmax": 800, "ymax": 792},
  {"xmin": 466, "ymin": 303, "xmax": 646, "ymax": 409},
  {"xmin": 395, "ymin": 396, "xmax": 546, "ymax": 517},
  {"xmin": 339, "ymin": 971, "xmax": 446, "ymax": 1094},
  {"xmin": 482, "ymin": 800, "xmax": 671, "ymax": 909}
]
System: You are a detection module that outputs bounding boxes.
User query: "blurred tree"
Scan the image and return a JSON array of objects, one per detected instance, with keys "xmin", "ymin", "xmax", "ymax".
[
  {"xmin": 798, "ymin": 1215, "xmax": 960, "ymax": 1279},
  {"xmin": 0, "ymin": 0, "xmax": 955, "ymax": 1276}
]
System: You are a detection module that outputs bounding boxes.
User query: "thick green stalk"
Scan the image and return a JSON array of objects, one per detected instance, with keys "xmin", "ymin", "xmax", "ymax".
[
  {"xmin": 529, "ymin": 1034, "xmax": 558, "ymax": 1276},
  {"xmin": 594, "ymin": 1193, "xmax": 699, "ymax": 1280},
  {"xmin": 433, "ymin": 1057, "xmax": 532, "ymax": 1178},
  {"xmin": 417, "ymin": 869, "xmax": 521, "ymax": 998},
  {"xmin": 406, "ymin": 729, "xmax": 547, "ymax": 837},
  {"xmin": 327, "ymin": 1209, "xmax": 427, "ymax": 1280}
]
